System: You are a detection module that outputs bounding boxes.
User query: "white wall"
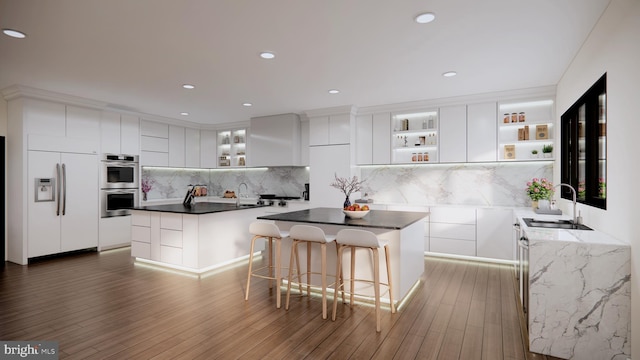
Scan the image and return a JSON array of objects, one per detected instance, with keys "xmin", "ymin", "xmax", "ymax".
[
  {"xmin": 0, "ymin": 98, "xmax": 7, "ymax": 136},
  {"xmin": 555, "ymin": 0, "xmax": 640, "ymax": 355}
]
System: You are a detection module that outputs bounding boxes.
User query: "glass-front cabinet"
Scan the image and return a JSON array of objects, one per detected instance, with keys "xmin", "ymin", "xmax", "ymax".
[
  {"xmin": 391, "ymin": 110, "xmax": 439, "ymax": 163},
  {"xmin": 217, "ymin": 128, "xmax": 247, "ymax": 167},
  {"xmin": 561, "ymin": 74, "xmax": 606, "ymax": 209}
]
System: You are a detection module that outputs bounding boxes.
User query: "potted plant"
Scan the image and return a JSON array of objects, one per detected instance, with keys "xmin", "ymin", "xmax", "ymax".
[
  {"xmin": 531, "ymin": 149, "xmax": 539, "ymax": 158},
  {"xmin": 526, "ymin": 177, "xmax": 554, "ymax": 209},
  {"xmin": 542, "ymin": 144, "xmax": 553, "ymax": 158}
]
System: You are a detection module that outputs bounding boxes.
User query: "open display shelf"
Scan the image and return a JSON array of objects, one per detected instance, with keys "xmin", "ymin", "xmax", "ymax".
[
  {"xmin": 217, "ymin": 128, "xmax": 246, "ymax": 167},
  {"xmin": 391, "ymin": 110, "xmax": 439, "ymax": 164},
  {"xmin": 498, "ymin": 99, "xmax": 555, "ymax": 161}
]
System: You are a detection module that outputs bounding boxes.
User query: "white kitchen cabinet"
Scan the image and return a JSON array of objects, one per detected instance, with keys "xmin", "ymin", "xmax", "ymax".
[
  {"xmin": 24, "ymin": 99, "xmax": 66, "ymax": 137},
  {"xmin": 439, "ymin": 105, "xmax": 467, "ymax": 163},
  {"xmin": 168, "ymin": 125, "xmax": 186, "ymax": 167},
  {"xmin": 356, "ymin": 114, "xmax": 373, "ymax": 165},
  {"xmin": 120, "ymin": 114, "xmax": 140, "ymax": 155},
  {"xmin": 476, "ymin": 207, "xmax": 513, "ymax": 260},
  {"xmin": 140, "ymin": 120, "xmax": 169, "ymax": 166},
  {"xmin": 101, "ymin": 112, "xmax": 140, "ymax": 155},
  {"xmin": 309, "ymin": 144, "xmax": 351, "ymax": 207},
  {"xmin": 185, "ymin": 128, "xmax": 200, "ymax": 168},
  {"xmin": 99, "ymin": 216, "xmax": 132, "ymax": 250},
  {"xmin": 356, "ymin": 112, "xmax": 391, "ymax": 165},
  {"xmin": 66, "ymin": 106, "xmax": 101, "ymax": 141},
  {"xmin": 27, "ymin": 150, "xmax": 98, "ymax": 258},
  {"xmin": 309, "ymin": 113, "xmax": 351, "ymax": 146},
  {"xmin": 300, "ymin": 120, "xmax": 310, "ymax": 166},
  {"xmin": 200, "ymin": 130, "xmax": 217, "ymax": 168},
  {"xmin": 429, "ymin": 207, "xmax": 476, "ymax": 257},
  {"xmin": 467, "ymin": 102, "xmax": 497, "ymax": 162},
  {"xmin": 387, "ymin": 204, "xmax": 430, "ymax": 251},
  {"xmin": 391, "ymin": 110, "xmax": 438, "ymax": 164},
  {"xmin": 249, "ymin": 113, "xmax": 301, "ymax": 166}
]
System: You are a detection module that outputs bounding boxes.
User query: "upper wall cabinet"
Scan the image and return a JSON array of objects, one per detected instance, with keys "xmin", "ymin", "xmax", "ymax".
[
  {"xmin": 140, "ymin": 120, "xmax": 169, "ymax": 166},
  {"xmin": 200, "ymin": 130, "xmax": 217, "ymax": 168},
  {"xmin": 101, "ymin": 112, "xmax": 140, "ymax": 155},
  {"xmin": 217, "ymin": 128, "xmax": 246, "ymax": 167},
  {"xmin": 391, "ymin": 109, "xmax": 438, "ymax": 164},
  {"xmin": 439, "ymin": 105, "xmax": 467, "ymax": 163},
  {"xmin": 309, "ymin": 114, "xmax": 350, "ymax": 145},
  {"xmin": 356, "ymin": 112, "xmax": 391, "ymax": 165},
  {"xmin": 249, "ymin": 113, "xmax": 300, "ymax": 166},
  {"xmin": 185, "ymin": 128, "xmax": 201, "ymax": 168},
  {"xmin": 497, "ymin": 98, "xmax": 554, "ymax": 161},
  {"xmin": 467, "ymin": 102, "xmax": 497, "ymax": 162}
]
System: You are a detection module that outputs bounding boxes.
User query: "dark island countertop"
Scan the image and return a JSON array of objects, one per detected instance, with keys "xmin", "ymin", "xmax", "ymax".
[
  {"xmin": 134, "ymin": 202, "xmax": 269, "ymax": 215},
  {"xmin": 257, "ymin": 207, "xmax": 428, "ymax": 230}
]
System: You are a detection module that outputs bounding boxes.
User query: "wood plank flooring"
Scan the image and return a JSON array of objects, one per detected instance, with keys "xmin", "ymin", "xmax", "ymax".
[{"xmin": 0, "ymin": 248, "xmax": 561, "ymax": 359}]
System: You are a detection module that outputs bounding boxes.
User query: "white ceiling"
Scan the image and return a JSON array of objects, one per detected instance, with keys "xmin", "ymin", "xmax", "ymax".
[{"xmin": 0, "ymin": 0, "xmax": 611, "ymax": 125}]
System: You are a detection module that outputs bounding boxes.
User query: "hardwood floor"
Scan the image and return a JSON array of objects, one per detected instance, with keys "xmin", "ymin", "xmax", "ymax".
[{"xmin": 0, "ymin": 248, "xmax": 561, "ymax": 359}]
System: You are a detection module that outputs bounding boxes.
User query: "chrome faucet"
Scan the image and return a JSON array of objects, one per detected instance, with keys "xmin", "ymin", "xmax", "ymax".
[
  {"xmin": 237, "ymin": 182, "xmax": 248, "ymax": 206},
  {"xmin": 555, "ymin": 183, "xmax": 577, "ymax": 224}
]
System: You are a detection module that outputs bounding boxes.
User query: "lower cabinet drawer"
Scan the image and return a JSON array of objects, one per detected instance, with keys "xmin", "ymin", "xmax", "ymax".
[
  {"xmin": 161, "ymin": 246, "xmax": 183, "ymax": 265},
  {"xmin": 131, "ymin": 226, "xmax": 151, "ymax": 243},
  {"xmin": 131, "ymin": 241, "xmax": 151, "ymax": 259},
  {"xmin": 430, "ymin": 223, "xmax": 476, "ymax": 241},
  {"xmin": 160, "ymin": 229, "xmax": 182, "ymax": 248},
  {"xmin": 430, "ymin": 237, "xmax": 476, "ymax": 257}
]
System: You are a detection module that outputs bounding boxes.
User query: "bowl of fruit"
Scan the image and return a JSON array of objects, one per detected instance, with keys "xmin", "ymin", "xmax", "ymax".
[{"xmin": 343, "ymin": 204, "xmax": 370, "ymax": 218}]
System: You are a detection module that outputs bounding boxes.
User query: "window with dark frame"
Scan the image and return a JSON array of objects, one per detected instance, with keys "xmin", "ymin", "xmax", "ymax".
[{"xmin": 560, "ymin": 73, "xmax": 607, "ymax": 209}]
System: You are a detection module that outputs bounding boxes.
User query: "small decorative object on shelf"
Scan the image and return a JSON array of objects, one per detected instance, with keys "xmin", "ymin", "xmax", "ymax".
[
  {"xmin": 504, "ymin": 145, "xmax": 516, "ymax": 159},
  {"xmin": 330, "ymin": 173, "xmax": 365, "ymax": 209},
  {"xmin": 526, "ymin": 177, "xmax": 554, "ymax": 209},
  {"xmin": 542, "ymin": 144, "xmax": 553, "ymax": 158},
  {"xmin": 531, "ymin": 149, "xmax": 539, "ymax": 158}
]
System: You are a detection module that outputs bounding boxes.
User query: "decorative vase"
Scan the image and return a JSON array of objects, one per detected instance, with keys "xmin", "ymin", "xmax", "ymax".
[
  {"xmin": 343, "ymin": 196, "xmax": 351, "ymax": 209},
  {"xmin": 538, "ymin": 199, "xmax": 550, "ymax": 210},
  {"xmin": 531, "ymin": 200, "xmax": 538, "ymax": 210},
  {"xmin": 143, "ymin": 192, "xmax": 147, "ymax": 201}
]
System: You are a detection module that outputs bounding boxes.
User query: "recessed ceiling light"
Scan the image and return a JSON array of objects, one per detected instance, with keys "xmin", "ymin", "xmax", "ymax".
[
  {"xmin": 182, "ymin": 84, "xmax": 195, "ymax": 89},
  {"xmin": 180, "ymin": 112, "xmax": 189, "ymax": 116},
  {"xmin": 2, "ymin": 28, "xmax": 26, "ymax": 38},
  {"xmin": 242, "ymin": 103, "xmax": 253, "ymax": 107},
  {"xmin": 415, "ymin": 12, "xmax": 436, "ymax": 24},
  {"xmin": 259, "ymin": 52, "xmax": 275, "ymax": 59},
  {"xmin": 442, "ymin": 71, "xmax": 457, "ymax": 77},
  {"xmin": 328, "ymin": 89, "xmax": 340, "ymax": 94}
]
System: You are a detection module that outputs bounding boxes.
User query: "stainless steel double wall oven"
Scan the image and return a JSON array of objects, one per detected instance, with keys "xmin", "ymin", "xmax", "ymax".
[{"xmin": 101, "ymin": 154, "xmax": 139, "ymax": 218}]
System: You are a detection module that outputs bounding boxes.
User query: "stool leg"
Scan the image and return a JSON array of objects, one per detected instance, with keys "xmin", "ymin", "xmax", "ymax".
[
  {"xmin": 373, "ymin": 247, "xmax": 381, "ymax": 332},
  {"xmin": 350, "ymin": 246, "xmax": 356, "ymax": 307},
  {"xmin": 294, "ymin": 240, "xmax": 303, "ymax": 296},
  {"xmin": 321, "ymin": 242, "xmax": 328, "ymax": 319},
  {"xmin": 385, "ymin": 244, "xmax": 395, "ymax": 314},
  {"xmin": 337, "ymin": 243, "xmax": 344, "ymax": 303},
  {"xmin": 306, "ymin": 242, "xmax": 312, "ymax": 297},
  {"xmin": 285, "ymin": 240, "xmax": 298, "ymax": 310},
  {"xmin": 268, "ymin": 237, "xmax": 273, "ymax": 289},
  {"xmin": 244, "ymin": 235, "xmax": 259, "ymax": 301},
  {"xmin": 275, "ymin": 237, "xmax": 282, "ymax": 309},
  {"xmin": 332, "ymin": 245, "xmax": 344, "ymax": 321}
]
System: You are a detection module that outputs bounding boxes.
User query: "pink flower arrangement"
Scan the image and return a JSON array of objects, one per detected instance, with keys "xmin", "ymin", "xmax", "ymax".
[
  {"xmin": 526, "ymin": 177, "xmax": 554, "ymax": 201},
  {"xmin": 141, "ymin": 177, "xmax": 155, "ymax": 194}
]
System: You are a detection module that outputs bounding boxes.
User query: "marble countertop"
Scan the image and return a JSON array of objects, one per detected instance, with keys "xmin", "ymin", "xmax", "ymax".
[
  {"xmin": 257, "ymin": 207, "xmax": 428, "ymax": 230},
  {"xmin": 515, "ymin": 209, "xmax": 628, "ymax": 246},
  {"xmin": 134, "ymin": 202, "xmax": 269, "ymax": 215}
]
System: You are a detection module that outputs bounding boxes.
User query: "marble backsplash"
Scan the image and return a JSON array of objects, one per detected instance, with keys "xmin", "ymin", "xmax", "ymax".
[
  {"xmin": 142, "ymin": 162, "xmax": 552, "ymax": 207},
  {"xmin": 360, "ymin": 162, "xmax": 553, "ymax": 207},
  {"xmin": 141, "ymin": 167, "xmax": 310, "ymax": 200}
]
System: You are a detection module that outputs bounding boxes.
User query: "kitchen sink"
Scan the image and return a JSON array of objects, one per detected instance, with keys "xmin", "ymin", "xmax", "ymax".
[
  {"xmin": 236, "ymin": 204, "xmax": 260, "ymax": 208},
  {"xmin": 523, "ymin": 218, "xmax": 592, "ymax": 231}
]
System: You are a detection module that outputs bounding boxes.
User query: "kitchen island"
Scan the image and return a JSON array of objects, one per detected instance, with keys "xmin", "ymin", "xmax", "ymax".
[
  {"xmin": 517, "ymin": 212, "xmax": 631, "ymax": 360},
  {"xmin": 258, "ymin": 207, "xmax": 429, "ymax": 304},
  {"xmin": 131, "ymin": 202, "xmax": 270, "ymax": 272}
]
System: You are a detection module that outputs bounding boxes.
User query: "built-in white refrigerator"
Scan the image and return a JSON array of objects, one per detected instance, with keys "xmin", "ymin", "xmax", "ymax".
[{"xmin": 27, "ymin": 150, "xmax": 98, "ymax": 258}]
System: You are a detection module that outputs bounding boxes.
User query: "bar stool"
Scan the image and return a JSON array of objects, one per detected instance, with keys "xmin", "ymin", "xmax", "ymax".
[
  {"xmin": 245, "ymin": 221, "xmax": 289, "ymax": 308},
  {"xmin": 331, "ymin": 228, "xmax": 396, "ymax": 332},
  {"xmin": 285, "ymin": 225, "xmax": 337, "ymax": 319}
]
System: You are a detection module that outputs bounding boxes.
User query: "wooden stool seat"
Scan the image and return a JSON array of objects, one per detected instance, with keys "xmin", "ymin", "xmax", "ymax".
[
  {"xmin": 245, "ymin": 221, "xmax": 289, "ymax": 308},
  {"xmin": 285, "ymin": 225, "xmax": 337, "ymax": 319},
  {"xmin": 331, "ymin": 228, "xmax": 396, "ymax": 332}
]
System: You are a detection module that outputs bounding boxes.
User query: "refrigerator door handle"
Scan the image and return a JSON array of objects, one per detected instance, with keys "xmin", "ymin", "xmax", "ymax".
[
  {"xmin": 56, "ymin": 163, "xmax": 61, "ymax": 216},
  {"xmin": 62, "ymin": 163, "xmax": 67, "ymax": 216}
]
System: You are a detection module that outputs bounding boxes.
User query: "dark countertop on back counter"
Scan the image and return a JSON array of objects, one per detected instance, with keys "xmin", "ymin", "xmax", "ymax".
[
  {"xmin": 133, "ymin": 202, "xmax": 269, "ymax": 215},
  {"xmin": 257, "ymin": 207, "xmax": 428, "ymax": 230}
]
